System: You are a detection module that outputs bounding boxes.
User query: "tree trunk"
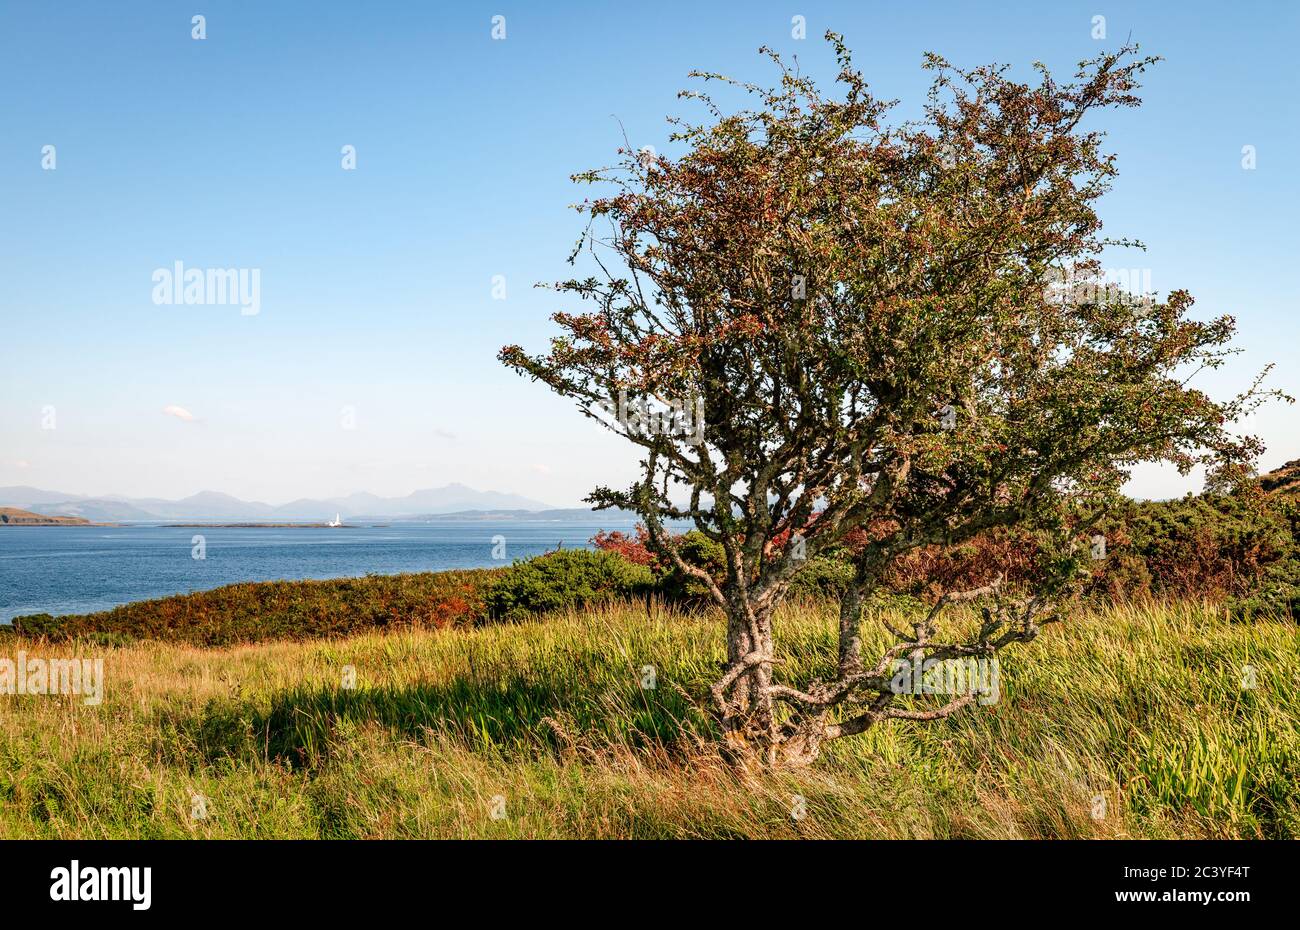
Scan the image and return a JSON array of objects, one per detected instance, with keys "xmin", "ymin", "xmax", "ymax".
[
  {"xmin": 720, "ymin": 601, "xmax": 778, "ymax": 761},
  {"xmin": 723, "ymin": 608, "xmax": 753, "ymax": 732},
  {"xmin": 837, "ymin": 584, "xmax": 863, "ymax": 676}
]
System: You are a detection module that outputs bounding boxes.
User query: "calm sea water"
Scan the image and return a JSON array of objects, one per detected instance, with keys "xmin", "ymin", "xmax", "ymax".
[{"xmin": 0, "ymin": 519, "xmax": 647, "ymax": 622}]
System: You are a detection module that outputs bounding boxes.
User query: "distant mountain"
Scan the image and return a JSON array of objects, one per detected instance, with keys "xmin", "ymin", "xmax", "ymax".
[
  {"xmin": 337, "ymin": 484, "xmax": 552, "ymax": 517},
  {"xmin": 0, "ymin": 485, "xmax": 556, "ymax": 521},
  {"xmin": 127, "ymin": 492, "xmax": 279, "ymax": 521},
  {"xmin": 37, "ymin": 499, "xmax": 162, "ymax": 522},
  {"xmin": 0, "ymin": 486, "xmax": 89, "ymax": 509},
  {"xmin": 263, "ymin": 485, "xmax": 553, "ymax": 519}
]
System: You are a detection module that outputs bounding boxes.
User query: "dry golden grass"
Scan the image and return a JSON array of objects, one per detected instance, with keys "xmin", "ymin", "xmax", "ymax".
[{"xmin": 1, "ymin": 598, "xmax": 1295, "ymax": 838}]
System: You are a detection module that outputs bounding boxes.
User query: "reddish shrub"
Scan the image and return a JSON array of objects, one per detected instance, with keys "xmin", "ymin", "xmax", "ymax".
[{"xmin": 590, "ymin": 527, "xmax": 658, "ymax": 566}]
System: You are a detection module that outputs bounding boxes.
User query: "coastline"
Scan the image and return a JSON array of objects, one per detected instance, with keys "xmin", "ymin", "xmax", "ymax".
[
  {"xmin": 0, "ymin": 521, "xmax": 116, "ymax": 527},
  {"xmin": 0, "ymin": 518, "xmax": 628, "ymax": 624}
]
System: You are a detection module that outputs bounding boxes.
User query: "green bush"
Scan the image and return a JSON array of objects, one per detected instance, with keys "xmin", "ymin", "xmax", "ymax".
[
  {"xmin": 1099, "ymin": 493, "xmax": 1296, "ymax": 600},
  {"xmin": 1227, "ymin": 558, "xmax": 1300, "ymax": 620},
  {"xmin": 654, "ymin": 531, "xmax": 726, "ymax": 602},
  {"xmin": 786, "ymin": 556, "xmax": 855, "ymax": 599},
  {"xmin": 485, "ymin": 549, "xmax": 654, "ymax": 621},
  {"xmin": 7, "ymin": 613, "xmax": 59, "ymax": 638}
]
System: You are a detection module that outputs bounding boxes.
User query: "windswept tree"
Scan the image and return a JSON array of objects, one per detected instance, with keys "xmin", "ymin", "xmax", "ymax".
[{"xmin": 500, "ymin": 34, "xmax": 1276, "ymax": 765}]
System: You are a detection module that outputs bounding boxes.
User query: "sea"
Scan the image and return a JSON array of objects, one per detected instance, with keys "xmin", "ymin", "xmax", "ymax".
[{"xmin": 0, "ymin": 517, "xmax": 653, "ymax": 623}]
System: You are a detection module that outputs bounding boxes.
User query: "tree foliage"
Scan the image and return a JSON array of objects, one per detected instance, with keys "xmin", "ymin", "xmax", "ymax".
[{"xmin": 501, "ymin": 34, "xmax": 1280, "ymax": 764}]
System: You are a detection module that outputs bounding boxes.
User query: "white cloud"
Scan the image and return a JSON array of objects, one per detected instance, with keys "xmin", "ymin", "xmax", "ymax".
[{"xmin": 162, "ymin": 405, "xmax": 197, "ymax": 422}]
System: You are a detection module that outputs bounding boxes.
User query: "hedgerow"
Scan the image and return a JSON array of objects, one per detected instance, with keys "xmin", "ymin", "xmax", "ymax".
[{"xmin": 7, "ymin": 488, "xmax": 1295, "ymax": 647}]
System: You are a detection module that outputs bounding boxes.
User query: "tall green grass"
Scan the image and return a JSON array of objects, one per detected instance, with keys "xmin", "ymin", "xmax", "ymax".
[{"xmin": 0, "ymin": 599, "xmax": 1294, "ymax": 838}]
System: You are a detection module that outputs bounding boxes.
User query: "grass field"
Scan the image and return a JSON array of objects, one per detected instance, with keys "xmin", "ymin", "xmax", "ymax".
[{"xmin": 1, "ymin": 598, "xmax": 1295, "ymax": 838}]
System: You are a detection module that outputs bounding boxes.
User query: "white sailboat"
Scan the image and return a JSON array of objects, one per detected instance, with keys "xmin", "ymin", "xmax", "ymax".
[{"xmin": 327, "ymin": 513, "xmax": 342, "ymax": 527}]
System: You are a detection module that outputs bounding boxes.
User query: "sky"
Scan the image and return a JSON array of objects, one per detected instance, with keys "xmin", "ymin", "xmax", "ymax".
[{"xmin": 1, "ymin": 0, "xmax": 1296, "ymax": 508}]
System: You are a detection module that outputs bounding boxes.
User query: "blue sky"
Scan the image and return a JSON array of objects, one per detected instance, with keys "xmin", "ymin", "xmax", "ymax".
[{"xmin": 1, "ymin": 0, "xmax": 1295, "ymax": 507}]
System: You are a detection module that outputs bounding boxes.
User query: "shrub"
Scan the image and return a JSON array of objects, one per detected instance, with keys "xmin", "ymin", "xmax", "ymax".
[
  {"xmin": 485, "ymin": 549, "xmax": 655, "ymax": 621},
  {"xmin": 654, "ymin": 531, "xmax": 726, "ymax": 602},
  {"xmin": 589, "ymin": 528, "xmax": 657, "ymax": 566},
  {"xmin": 1099, "ymin": 493, "xmax": 1295, "ymax": 599},
  {"xmin": 786, "ymin": 556, "xmax": 856, "ymax": 600},
  {"xmin": 6, "ymin": 570, "xmax": 495, "ymax": 647},
  {"xmin": 6, "ymin": 613, "xmax": 59, "ymax": 638},
  {"xmin": 1227, "ymin": 558, "xmax": 1300, "ymax": 620},
  {"xmin": 592, "ymin": 491, "xmax": 1300, "ymax": 610},
  {"xmin": 591, "ymin": 527, "xmax": 726, "ymax": 603}
]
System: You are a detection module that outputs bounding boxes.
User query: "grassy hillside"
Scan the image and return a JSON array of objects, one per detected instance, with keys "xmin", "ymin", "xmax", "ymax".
[
  {"xmin": 1261, "ymin": 458, "xmax": 1300, "ymax": 496},
  {"xmin": 1, "ymin": 599, "xmax": 1294, "ymax": 839},
  {"xmin": 7, "ymin": 569, "xmax": 496, "ymax": 645}
]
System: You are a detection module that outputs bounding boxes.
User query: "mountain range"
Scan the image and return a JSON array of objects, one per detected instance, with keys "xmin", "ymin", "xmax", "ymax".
[{"xmin": 0, "ymin": 484, "xmax": 557, "ymax": 523}]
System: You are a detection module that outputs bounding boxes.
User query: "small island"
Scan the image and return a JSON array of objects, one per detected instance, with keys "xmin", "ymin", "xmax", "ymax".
[
  {"xmin": 165, "ymin": 513, "xmax": 363, "ymax": 528},
  {"xmin": 0, "ymin": 507, "xmax": 92, "ymax": 526},
  {"xmin": 162, "ymin": 522, "xmax": 353, "ymax": 528}
]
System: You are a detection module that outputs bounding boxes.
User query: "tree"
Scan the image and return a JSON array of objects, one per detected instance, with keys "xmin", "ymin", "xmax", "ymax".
[{"xmin": 500, "ymin": 34, "xmax": 1278, "ymax": 765}]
